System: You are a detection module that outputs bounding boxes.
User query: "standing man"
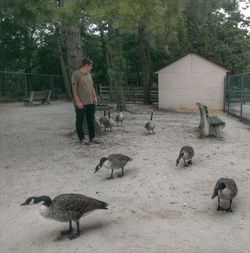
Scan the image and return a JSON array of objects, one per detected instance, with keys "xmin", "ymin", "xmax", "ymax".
[{"xmin": 72, "ymin": 57, "xmax": 99, "ymax": 145}]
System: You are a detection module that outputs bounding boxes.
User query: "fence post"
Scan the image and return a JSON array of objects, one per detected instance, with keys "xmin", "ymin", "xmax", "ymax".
[
  {"xmin": 240, "ymin": 76, "xmax": 243, "ymax": 119},
  {"xmin": 227, "ymin": 76, "xmax": 231, "ymax": 114},
  {"xmin": 51, "ymin": 76, "xmax": 54, "ymax": 99},
  {"xmin": 2, "ymin": 71, "xmax": 6, "ymax": 96},
  {"xmin": 133, "ymin": 85, "xmax": 136, "ymax": 103},
  {"xmin": 24, "ymin": 73, "xmax": 28, "ymax": 97},
  {"xmin": 224, "ymin": 76, "xmax": 226, "ymax": 112}
]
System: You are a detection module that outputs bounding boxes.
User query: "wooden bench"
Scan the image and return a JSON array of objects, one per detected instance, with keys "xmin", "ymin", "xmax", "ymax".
[
  {"xmin": 23, "ymin": 90, "xmax": 52, "ymax": 105},
  {"xmin": 196, "ymin": 102, "xmax": 225, "ymax": 137}
]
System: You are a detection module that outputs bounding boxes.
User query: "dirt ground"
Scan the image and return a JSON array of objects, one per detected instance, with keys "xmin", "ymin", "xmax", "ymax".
[{"xmin": 0, "ymin": 101, "xmax": 250, "ymax": 253}]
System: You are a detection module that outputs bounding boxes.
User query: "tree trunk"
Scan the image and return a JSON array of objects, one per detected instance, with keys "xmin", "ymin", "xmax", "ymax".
[
  {"xmin": 108, "ymin": 28, "xmax": 125, "ymax": 109},
  {"xmin": 138, "ymin": 22, "xmax": 151, "ymax": 104},
  {"xmin": 55, "ymin": 26, "xmax": 72, "ymax": 99},
  {"xmin": 62, "ymin": 23, "xmax": 82, "ymax": 75},
  {"xmin": 99, "ymin": 23, "xmax": 112, "ymax": 87},
  {"xmin": 60, "ymin": 0, "xmax": 102, "ymax": 135}
]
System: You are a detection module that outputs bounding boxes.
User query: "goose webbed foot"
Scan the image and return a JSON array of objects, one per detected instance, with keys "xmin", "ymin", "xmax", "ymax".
[
  {"xmin": 107, "ymin": 170, "xmax": 114, "ymax": 179},
  {"xmin": 61, "ymin": 221, "xmax": 73, "ymax": 236},
  {"xmin": 68, "ymin": 230, "xmax": 80, "ymax": 240},
  {"xmin": 226, "ymin": 207, "xmax": 233, "ymax": 212},
  {"xmin": 217, "ymin": 206, "xmax": 224, "ymax": 211},
  {"xmin": 60, "ymin": 228, "xmax": 74, "ymax": 236},
  {"xmin": 118, "ymin": 168, "xmax": 124, "ymax": 177}
]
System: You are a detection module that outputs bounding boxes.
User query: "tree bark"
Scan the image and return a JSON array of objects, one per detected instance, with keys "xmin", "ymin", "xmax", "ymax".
[
  {"xmin": 99, "ymin": 22, "xmax": 112, "ymax": 87},
  {"xmin": 138, "ymin": 21, "xmax": 151, "ymax": 104},
  {"xmin": 55, "ymin": 26, "xmax": 72, "ymax": 99},
  {"xmin": 108, "ymin": 28, "xmax": 125, "ymax": 109},
  {"xmin": 63, "ymin": 22, "xmax": 82, "ymax": 75},
  {"xmin": 59, "ymin": 0, "xmax": 102, "ymax": 135}
]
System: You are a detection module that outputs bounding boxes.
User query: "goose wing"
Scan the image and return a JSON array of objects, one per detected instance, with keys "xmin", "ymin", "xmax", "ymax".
[
  {"xmin": 108, "ymin": 154, "xmax": 132, "ymax": 168},
  {"xmin": 51, "ymin": 194, "xmax": 108, "ymax": 219}
]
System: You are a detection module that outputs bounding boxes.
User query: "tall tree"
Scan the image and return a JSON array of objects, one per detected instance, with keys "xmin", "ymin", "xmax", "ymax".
[
  {"xmin": 114, "ymin": 0, "xmax": 183, "ymax": 104},
  {"xmin": 184, "ymin": 0, "xmax": 250, "ymax": 73}
]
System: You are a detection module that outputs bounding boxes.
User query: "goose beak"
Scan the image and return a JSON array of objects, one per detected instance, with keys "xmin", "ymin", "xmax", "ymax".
[
  {"xmin": 94, "ymin": 165, "xmax": 100, "ymax": 173},
  {"xmin": 21, "ymin": 201, "xmax": 28, "ymax": 206}
]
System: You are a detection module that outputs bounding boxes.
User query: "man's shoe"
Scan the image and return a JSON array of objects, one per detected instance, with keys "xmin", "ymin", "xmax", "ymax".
[
  {"xmin": 89, "ymin": 139, "xmax": 100, "ymax": 144},
  {"xmin": 80, "ymin": 139, "xmax": 91, "ymax": 145}
]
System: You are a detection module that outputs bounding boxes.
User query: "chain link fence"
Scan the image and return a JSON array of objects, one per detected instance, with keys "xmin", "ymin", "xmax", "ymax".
[{"xmin": 225, "ymin": 72, "xmax": 250, "ymax": 121}]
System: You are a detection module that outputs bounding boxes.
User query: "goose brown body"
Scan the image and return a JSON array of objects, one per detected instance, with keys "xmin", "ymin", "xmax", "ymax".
[
  {"xmin": 176, "ymin": 146, "xmax": 194, "ymax": 166},
  {"xmin": 211, "ymin": 178, "xmax": 238, "ymax": 212},
  {"xmin": 43, "ymin": 194, "xmax": 108, "ymax": 221},
  {"xmin": 21, "ymin": 193, "xmax": 108, "ymax": 239},
  {"xmin": 95, "ymin": 154, "xmax": 132, "ymax": 179}
]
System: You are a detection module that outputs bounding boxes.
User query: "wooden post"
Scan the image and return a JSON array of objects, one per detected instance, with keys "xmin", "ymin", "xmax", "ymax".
[
  {"xmin": 227, "ymin": 76, "xmax": 230, "ymax": 114},
  {"xmin": 240, "ymin": 76, "xmax": 243, "ymax": 119},
  {"xmin": 133, "ymin": 85, "xmax": 136, "ymax": 103},
  {"xmin": 2, "ymin": 71, "xmax": 6, "ymax": 96},
  {"xmin": 24, "ymin": 73, "xmax": 28, "ymax": 97},
  {"xmin": 51, "ymin": 76, "xmax": 54, "ymax": 99},
  {"xmin": 99, "ymin": 83, "xmax": 102, "ymax": 103},
  {"xmin": 223, "ymin": 76, "xmax": 226, "ymax": 112}
]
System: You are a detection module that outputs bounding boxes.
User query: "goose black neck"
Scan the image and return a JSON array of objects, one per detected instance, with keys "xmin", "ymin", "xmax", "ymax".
[
  {"xmin": 212, "ymin": 182, "xmax": 226, "ymax": 199},
  {"xmin": 150, "ymin": 112, "xmax": 153, "ymax": 121},
  {"xmin": 37, "ymin": 196, "xmax": 52, "ymax": 207},
  {"xmin": 217, "ymin": 182, "xmax": 226, "ymax": 191}
]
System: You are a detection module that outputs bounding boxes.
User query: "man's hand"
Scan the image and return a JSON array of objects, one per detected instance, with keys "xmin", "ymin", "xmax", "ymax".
[
  {"xmin": 93, "ymin": 96, "xmax": 98, "ymax": 105},
  {"xmin": 76, "ymin": 101, "xmax": 84, "ymax": 109}
]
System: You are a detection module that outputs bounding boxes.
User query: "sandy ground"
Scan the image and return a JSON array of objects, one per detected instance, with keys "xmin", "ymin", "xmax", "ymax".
[{"xmin": 0, "ymin": 101, "xmax": 250, "ymax": 253}]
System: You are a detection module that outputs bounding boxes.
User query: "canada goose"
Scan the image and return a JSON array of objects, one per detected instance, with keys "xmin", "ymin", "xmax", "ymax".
[
  {"xmin": 176, "ymin": 146, "xmax": 194, "ymax": 167},
  {"xmin": 103, "ymin": 110, "xmax": 114, "ymax": 132},
  {"xmin": 99, "ymin": 110, "xmax": 108, "ymax": 126},
  {"xmin": 211, "ymin": 178, "xmax": 238, "ymax": 212},
  {"xmin": 145, "ymin": 112, "xmax": 155, "ymax": 134},
  {"xmin": 21, "ymin": 193, "xmax": 108, "ymax": 240},
  {"xmin": 95, "ymin": 154, "xmax": 132, "ymax": 179},
  {"xmin": 115, "ymin": 105, "xmax": 124, "ymax": 126}
]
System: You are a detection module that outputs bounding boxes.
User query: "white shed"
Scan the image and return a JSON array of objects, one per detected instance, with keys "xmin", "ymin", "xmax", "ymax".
[{"xmin": 157, "ymin": 53, "xmax": 229, "ymax": 111}]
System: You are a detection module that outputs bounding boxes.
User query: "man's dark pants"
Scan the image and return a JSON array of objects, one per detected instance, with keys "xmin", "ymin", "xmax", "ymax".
[{"xmin": 75, "ymin": 104, "xmax": 95, "ymax": 141}]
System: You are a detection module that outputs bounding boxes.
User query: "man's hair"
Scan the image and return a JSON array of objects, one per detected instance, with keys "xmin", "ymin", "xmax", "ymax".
[{"xmin": 81, "ymin": 57, "xmax": 93, "ymax": 67}]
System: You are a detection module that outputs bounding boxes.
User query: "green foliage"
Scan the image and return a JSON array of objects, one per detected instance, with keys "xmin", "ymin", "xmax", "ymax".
[
  {"xmin": 1, "ymin": 0, "xmax": 250, "ymax": 83},
  {"xmin": 184, "ymin": 0, "xmax": 250, "ymax": 73}
]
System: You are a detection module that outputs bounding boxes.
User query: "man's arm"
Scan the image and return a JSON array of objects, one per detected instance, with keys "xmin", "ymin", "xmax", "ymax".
[
  {"xmin": 71, "ymin": 72, "xmax": 84, "ymax": 109},
  {"xmin": 92, "ymin": 86, "xmax": 98, "ymax": 105},
  {"xmin": 91, "ymin": 76, "xmax": 98, "ymax": 105},
  {"xmin": 72, "ymin": 83, "xmax": 84, "ymax": 109}
]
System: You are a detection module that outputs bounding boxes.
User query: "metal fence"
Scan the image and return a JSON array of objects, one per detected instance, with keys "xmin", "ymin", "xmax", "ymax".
[
  {"xmin": 0, "ymin": 71, "xmax": 65, "ymax": 99},
  {"xmin": 224, "ymin": 72, "xmax": 250, "ymax": 121}
]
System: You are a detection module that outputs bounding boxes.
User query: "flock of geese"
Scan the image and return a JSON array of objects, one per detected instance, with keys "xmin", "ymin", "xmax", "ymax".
[{"xmin": 21, "ymin": 108, "xmax": 238, "ymax": 240}]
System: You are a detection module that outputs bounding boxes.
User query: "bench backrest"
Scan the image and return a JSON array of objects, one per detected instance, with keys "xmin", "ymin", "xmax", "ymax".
[{"xmin": 197, "ymin": 102, "xmax": 208, "ymax": 116}]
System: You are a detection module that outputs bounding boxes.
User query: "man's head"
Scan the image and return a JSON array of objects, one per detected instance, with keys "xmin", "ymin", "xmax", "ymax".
[{"xmin": 81, "ymin": 57, "xmax": 93, "ymax": 73}]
